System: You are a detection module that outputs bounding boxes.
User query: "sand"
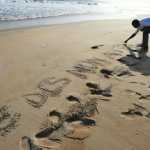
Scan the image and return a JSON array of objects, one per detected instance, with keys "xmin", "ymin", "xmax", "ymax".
[{"xmin": 0, "ymin": 20, "xmax": 150, "ymax": 150}]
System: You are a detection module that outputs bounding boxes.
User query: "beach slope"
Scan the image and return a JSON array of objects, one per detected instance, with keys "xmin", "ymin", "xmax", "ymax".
[{"xmin": 0, "ymin": 20, "xmax": 150, "ymax": 150}]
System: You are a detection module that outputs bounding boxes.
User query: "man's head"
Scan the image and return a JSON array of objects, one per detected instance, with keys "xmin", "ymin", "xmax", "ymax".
[{"xmin": 132, "ymin": 19, "xmax": 140, "ymax": 28}]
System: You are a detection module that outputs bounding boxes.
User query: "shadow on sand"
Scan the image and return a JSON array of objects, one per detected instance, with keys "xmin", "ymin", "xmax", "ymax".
[{"xmin": 118, "ymin": 44, "xmax": 150, "ymax": 76}]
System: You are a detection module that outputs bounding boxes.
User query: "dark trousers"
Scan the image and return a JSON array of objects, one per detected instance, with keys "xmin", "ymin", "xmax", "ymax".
[{"xmin": 142, "ymin": 26, "xmax": 150, "ymax": 52}]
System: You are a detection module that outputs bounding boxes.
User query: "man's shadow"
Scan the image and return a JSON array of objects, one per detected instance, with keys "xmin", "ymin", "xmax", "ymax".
[{"xmin": 118, "ymin": 44, "xmax": 150, "ymax": 75}]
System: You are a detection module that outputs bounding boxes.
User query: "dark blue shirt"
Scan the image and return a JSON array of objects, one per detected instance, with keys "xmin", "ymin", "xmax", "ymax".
[{"xmin": 140, "ymin": 18, "xmax": 150, "ymax": 27}]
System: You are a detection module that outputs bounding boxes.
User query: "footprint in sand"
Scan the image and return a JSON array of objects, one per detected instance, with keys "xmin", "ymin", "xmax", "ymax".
[
  {"xmin": 112, "ymin": 44, "xmax": 126, "ymax": 52},
  {"xmin": 23, "ymin": 77, "xmax": 71, "ymax": 108},
  {"xmin": 81, "ymin": 57, "xmax": 108, "ymax": 66},
  {"xmin": 86, "ymin": 82, "xmax": 112, "ymax": 97},
  {"xmin": 100, "ymin": 69, "xmax": 113, "ymax": 78},
  {"xmin": 74, "ymin": 63, "xmax": 98, "ymax": 73},
  {"xmin": 64, "ymin": 99, "xmax": 99, "ymax": 122},
  {"xmin": 66, "ymin": 94, "xmax": 81, "ymax": 104},
  {"xmin": 38, "ymin": 77, "xmax": 71, "ymax": 96},
  {"xmin": 20, "ymin": 136, "xmax": 56, "ymax": 150},
  {"xmin": 102, "ymin": 44, "xmax": 125, "ymax": 59},
  {"xmin": 103, "ymin": 51, "xmax": 123, "ymax": 59},
  {"xmin": 112, "ymin": 66, "xmax": 134, "ymax": 77},
  {"xmin": 66, "ymin": 70, "xmax": 87, "ymax": 79},
  {"xmin": 129, "ymin": 81, "xmax": 146, "ymax": 86},
  {"xmin": 67, "ymin": 58, "xmax": 107, "ymax": 79},
  {"xmin": 40, "ymin": 110, "xmax": 63, "ymax": 132},
  {"xmin": 139, "ymin": 95, "xmax": 150, "ymax": 100},
  {"xmin": 64, "ymin": 122, "xmax": 91, "ymax": 140},
  {"xmin": 121, "ymin": 103, "xmax": 150, "ymax": 119},
  {"xmin": 23, "ymin": 92, "xmax": 48, "ymax": 109},
  {"xmin": 100, "ymin": 66, "xmax": 133, "ymax": 78},
  {"xmin": 0, "ymin": 105, "xmax": 21, "ymax": 136},
  {"xmin": 32, "ymin": 123, "xmax": 89, "ymax": 149},
  {"xmin": 125, "ymin": 89, "xmax": 142, "ymax": 96},
  {"xmin": 94, "ymin": 44, "xmax": 139, "ymax": 65},
  {"xmin": 125, "ymin": 89, "xmax": 150, "ymax": 101}
]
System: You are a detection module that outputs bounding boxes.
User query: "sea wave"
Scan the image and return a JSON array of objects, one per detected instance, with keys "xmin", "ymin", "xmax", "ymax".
[
  {"xmin": 0, "ymin": 0, "xmax": 150, "ymax": 21},
  {"xmin": 0, "ymin": 0, "xmax": 100, "ymax": 20}
]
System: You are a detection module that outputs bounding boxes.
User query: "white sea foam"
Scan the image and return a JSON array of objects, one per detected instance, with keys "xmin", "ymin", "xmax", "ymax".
[{"xmin": 0, "ymin": 0, "xmax": 150, "ymax": 21}]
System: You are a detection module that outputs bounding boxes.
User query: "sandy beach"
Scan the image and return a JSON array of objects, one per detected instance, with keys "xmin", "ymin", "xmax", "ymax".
[{"xmin": 0, "ymin": 20, "xmax": 150, "ymax": 150}]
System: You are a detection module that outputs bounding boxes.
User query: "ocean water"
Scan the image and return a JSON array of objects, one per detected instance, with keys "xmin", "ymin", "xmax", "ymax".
[{"xmin": 0, "ymin": 0, "xmax": 150, "ymax": 21}]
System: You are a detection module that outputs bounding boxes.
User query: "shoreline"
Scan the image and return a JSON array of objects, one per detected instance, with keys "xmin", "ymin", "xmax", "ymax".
[{"xmin": 0, "ymin": 14, "xmax": 132, "ymax": 31}]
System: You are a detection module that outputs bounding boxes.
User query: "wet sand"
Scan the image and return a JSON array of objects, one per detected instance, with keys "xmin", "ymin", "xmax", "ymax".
[{"xmin": 0, "ymin": 20, "xmax": 150, "ymax": 150}]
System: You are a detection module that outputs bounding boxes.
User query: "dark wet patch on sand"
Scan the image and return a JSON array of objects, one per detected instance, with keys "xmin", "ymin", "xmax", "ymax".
[{"xmin": 91, "ymin": 44, "xmax": 104, "ymax": 49}]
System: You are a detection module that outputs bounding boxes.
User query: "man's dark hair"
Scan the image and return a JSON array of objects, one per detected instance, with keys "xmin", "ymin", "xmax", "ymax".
[{"xmin": 132, "ymin": 19, "xmax": 140, "ymax": 28}]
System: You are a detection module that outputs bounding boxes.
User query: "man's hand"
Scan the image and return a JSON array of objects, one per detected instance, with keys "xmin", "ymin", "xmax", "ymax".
[
  {"xmin": 124, "ymin": 40, "xmax": 128, "ymax": 44},
  {"xmin": 124, "ymin": 40, "xmax": 128, "ymax": 45},
  {"xmin": 123, "ymin": 29, "xmax": 139, "ymax": 45}
]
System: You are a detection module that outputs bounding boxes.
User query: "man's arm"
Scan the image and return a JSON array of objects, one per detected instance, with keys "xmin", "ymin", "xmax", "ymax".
[{"xmin": 124, "ymin": 29, "xmax": 139, "ymax": 43}]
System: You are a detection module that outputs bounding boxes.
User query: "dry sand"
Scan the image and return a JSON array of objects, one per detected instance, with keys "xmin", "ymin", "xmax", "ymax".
[{"xmin": 0, "ymin": 20, "xmax": 150, "ymax": 150}]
